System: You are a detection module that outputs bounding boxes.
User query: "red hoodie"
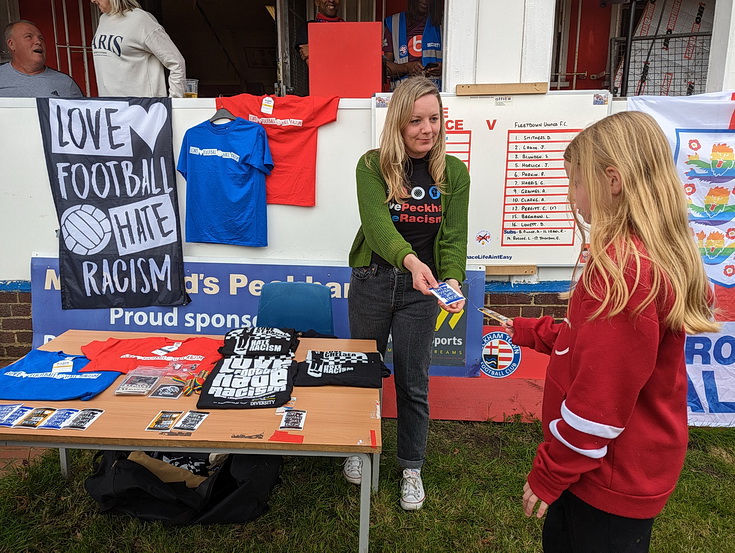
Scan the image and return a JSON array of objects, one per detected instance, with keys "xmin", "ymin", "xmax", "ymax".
[{"xmin": 512, "ymin": 248, "xmax": 688, "ymax": 519}]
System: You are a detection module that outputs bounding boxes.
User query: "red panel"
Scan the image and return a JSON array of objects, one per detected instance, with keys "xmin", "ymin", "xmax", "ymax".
[
  {"xmin": 381, "ymin": 375, "xmax": 544, "ymax": 422},
  {"xmin": 565, "ymin": 0, "xmax": 612, "ymax": 90},
  {"xmin": 309, "ymin": 22, "xmax": 383, "ymax": 98}
]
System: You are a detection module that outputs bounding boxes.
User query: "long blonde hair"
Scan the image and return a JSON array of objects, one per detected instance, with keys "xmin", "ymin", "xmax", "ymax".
[
  {"xmin": 565, "ymin": 110, "xmax": 718, "ymax": 334},
  {"xmin": 377, "ymin": 77, "xmax": 446, "ymax": 203}
]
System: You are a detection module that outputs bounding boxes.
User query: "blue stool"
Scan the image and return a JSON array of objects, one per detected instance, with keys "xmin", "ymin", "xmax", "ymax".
[{"xmin": 256, "ymin": 282, "xmax": 334, "ymax": 335}]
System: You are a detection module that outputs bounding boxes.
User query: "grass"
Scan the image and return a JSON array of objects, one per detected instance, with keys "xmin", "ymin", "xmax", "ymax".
[{"xmin": 0, "ymin": 420, "xmax": 733, "ymax": 553}]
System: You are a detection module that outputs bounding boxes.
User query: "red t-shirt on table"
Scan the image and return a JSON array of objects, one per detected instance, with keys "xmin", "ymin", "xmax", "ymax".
[
  {"xmin": 216, "ymin": 94, "xmax": 339, "ymax": 207},
  {"xmin": 80, "ymin": 336, "xmax": 224, "ymax": 374}
]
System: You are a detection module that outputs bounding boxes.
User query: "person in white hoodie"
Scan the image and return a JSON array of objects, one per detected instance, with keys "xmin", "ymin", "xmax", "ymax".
[{"xmin": 90, "ymin": 0, "xmax": 185, "ymax": 97}]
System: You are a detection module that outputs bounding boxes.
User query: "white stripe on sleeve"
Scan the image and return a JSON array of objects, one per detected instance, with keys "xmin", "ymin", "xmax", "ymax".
[
  {"xmin": 561, "ymin": 400, "xmax": 624, "ymax": 439},
  {"xmin": 549, "ymin": 418, "xmax": 608, "ymax": 459}
]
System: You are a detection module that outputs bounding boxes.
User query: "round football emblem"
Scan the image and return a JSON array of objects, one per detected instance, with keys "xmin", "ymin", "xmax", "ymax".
[{"xmin": 480, "ymin": 331, "xmax": 521, "ymax": 378}]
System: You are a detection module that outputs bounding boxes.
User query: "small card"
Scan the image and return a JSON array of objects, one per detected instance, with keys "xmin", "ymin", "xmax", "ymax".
[
  {"xmin": 0, "ymin": 403, "xmax": 23, "ymax": 424},
  {"xmin": 172, "ymin": 410, "xmax": 209, "ymax": 432},
  {"xmin": 279, "ymin": 409, "xmax": 307, "ymax": 431},
  {"xmin": 429, "ymin": 282, "xmax": 464, "ymax": 305},
  {"xmin": 149, "ymin": 383, "xmax": 185, "ymax": 399},
  {"xmin": 62, "ymin": 408, "xmax": 104, "ymax": 430},
  {"xmin": 39, "ymin": 408, "xmax": 80, "ymax": 429},
  {"xmin": 477, "ymin": 307, "xmax": 510, "ymax": 325},
  {"xmin": 15, "ymin": 407, "xmax": 56, "ymax": 428},
  {"xmin": 146, "ymin": 410, "xmax": 183, "ymax": 432},
  {"xmin": 0, "ymin": 405, "xmax": 32, "ymax": 427}
]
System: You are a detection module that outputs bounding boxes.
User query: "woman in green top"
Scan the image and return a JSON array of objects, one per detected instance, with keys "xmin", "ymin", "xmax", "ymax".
[{"xmin": 345, "ymin": 76, "xmax": 470, "ymax": 510}]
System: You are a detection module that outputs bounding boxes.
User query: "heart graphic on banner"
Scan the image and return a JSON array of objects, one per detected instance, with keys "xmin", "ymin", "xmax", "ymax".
[{"xmin": 118, "ymin": 102, "xmax": 169, "ymax": 153}]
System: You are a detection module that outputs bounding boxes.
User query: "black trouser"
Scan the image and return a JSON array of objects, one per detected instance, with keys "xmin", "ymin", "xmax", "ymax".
[{"xmin": 543, "ymin": 491, "xmax": 654, "ymax": 553}]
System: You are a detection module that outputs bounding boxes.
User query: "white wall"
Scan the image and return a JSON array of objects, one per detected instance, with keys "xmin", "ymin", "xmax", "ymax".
[
  {"xmin": 444, "ymin": 0, "xmax": 556, "ymax": 92},
  {"xmin": 0, "ymin": 97, "xmax": 372, "ymax": 281},
  {"xmin": 707, "ymin": 0, "xmax": 735, "ymax": 92}
]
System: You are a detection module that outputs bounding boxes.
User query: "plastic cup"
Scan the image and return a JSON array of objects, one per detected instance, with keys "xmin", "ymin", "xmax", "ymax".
[{"xmin": 184, "ymin": 79, "xmax": 199, "ymax": 98}]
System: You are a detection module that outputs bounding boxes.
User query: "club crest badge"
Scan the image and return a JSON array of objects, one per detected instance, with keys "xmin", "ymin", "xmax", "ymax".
[{"xmin": 480, "ymin": 331, "xmax": 521, "ymax": 378}]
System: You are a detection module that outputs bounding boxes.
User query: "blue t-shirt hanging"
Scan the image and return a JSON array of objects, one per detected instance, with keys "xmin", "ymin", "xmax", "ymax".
[
  {"xmin": 0, "ymin": 350, "xmax": 121, "ymax": 401},
  {"xmin": 177, "ymin": 118, "xmax": 273, "ymax": 247}
]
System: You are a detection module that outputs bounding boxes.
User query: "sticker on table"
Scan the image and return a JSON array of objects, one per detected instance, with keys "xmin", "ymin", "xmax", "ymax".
[
  {"xmin": 146, "ymin": 410, "xmax": 183, "ymax": 431},
  {"xmin": 15, "ymin": 407, "xmax": 57, "ymax": 428},
  {"xmin": 39, "ymin": 408, "xmax": 80, "ymax": 429},
  {"xmin": 172, "ymin": 410, "xmax": 209, "ymax": 432},
  {"xmin": 279, "ymin": 409, "xmax": 307, "ymax": 431},
  {"xmin": 149, "ymin": 383, "xmax": 185, "ymax": 399},
  {"xmin": 0, "ymin": 403, "xmax": 23, "ymax": 424},
  {"xmin": 0, "ymin": 405, "xmax": 32, "ymax": 427},
  {"xmin": 62, "ymin": 408, "xmax": 104, "ymax": 430}
]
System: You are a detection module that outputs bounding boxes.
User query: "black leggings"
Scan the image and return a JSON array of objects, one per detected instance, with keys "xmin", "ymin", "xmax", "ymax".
[{"xmin": 543, "ymin": 491, "xmax": 654, "ymax": 553}]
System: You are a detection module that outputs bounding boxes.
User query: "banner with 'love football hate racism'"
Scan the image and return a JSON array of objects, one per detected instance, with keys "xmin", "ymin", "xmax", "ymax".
[{"xmin": 36, "ymin": 97, "xmax": 188, "ymax": 310}]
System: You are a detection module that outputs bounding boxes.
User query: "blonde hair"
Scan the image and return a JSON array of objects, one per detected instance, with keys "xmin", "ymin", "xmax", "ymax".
[
  {"xmin": 377, "ymin": 76, "xmax": 446, "ymax": 203},
  {"xmin": 108, "ymin": 0, "xmax": 141, "ymax": 16},
  {"xmin": 565, "ymin": 110, "xmax": 718, "ymax": 334}
]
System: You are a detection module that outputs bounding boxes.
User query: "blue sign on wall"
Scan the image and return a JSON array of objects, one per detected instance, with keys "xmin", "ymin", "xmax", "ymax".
[{"xmin": 31, "ymin": 257, "xmax": 484, "ymax": 376}]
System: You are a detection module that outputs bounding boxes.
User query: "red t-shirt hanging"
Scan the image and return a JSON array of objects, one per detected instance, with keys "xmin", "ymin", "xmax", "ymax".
[
  {"xmin": 215, "ymin": 94, "xmax": 339, "ymax": 206},
  {"xmin": 80, "ymin": 336, "xmax": 224, "ymax": 374}
]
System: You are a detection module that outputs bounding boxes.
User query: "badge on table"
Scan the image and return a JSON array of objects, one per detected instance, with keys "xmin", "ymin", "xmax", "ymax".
[
  {"xmin": 147, "ymin": 410, "xmax": 183, "ymax": 431},
  {"xmin": 280, "ymin": 409, "xmax": 307, "ymax": 430},
  {"xmin": 429, "ymin": 282, "xmax": 464, "ymax": 305}
]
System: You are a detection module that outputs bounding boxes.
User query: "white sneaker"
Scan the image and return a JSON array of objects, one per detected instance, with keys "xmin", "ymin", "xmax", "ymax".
[
  {"xmin": 342, "ymin": 456, "xmax": 362, "ymax": 485},
  {"xmin": 400, "ymin": 468, "xmax": 425, "ymax": 510}
]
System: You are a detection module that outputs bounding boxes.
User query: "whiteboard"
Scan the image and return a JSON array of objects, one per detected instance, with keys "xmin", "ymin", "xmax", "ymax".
[{"xmin": 373, "ymin": 91, "xmax": 611, "ymax": 267}]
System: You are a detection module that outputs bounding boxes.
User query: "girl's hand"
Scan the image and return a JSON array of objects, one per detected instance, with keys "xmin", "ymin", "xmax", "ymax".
[
  {"xmin": 439, "ymin": 279, "xmax": 464, "ymax": 313},
  {"xmin": 403, "ymin": 254, "xmax": 438, "ymax": 295},
  {"xmin": 501, "ymin": 318, "xmax": 514, "ymax": 337},
  {"xmin": 522, "ymin": 481, "xmax": 549, "ymax": 518}
]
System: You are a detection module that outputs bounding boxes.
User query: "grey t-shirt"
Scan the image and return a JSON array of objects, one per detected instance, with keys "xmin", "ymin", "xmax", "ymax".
[{"xmin": 0, "ymin": 63, "xmax": 83, "ymax": 98}]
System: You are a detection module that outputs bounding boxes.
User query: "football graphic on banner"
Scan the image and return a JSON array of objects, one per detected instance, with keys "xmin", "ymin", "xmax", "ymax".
[{"xmin": 60, "ymin": 204, "xmax": 112, "ymax": 256}]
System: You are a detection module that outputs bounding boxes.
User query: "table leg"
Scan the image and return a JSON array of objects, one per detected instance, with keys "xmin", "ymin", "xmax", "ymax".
[
  {"xmin": 371, "ymin": 452, "xmax": 379, "ymax": 492},
  {"xmin": 357, "ymin": 453, "xmax": 372, "ymax": 553},
  {"xmin": 59, "ymin": 448, "xmax": 70, "ymax": 479}
]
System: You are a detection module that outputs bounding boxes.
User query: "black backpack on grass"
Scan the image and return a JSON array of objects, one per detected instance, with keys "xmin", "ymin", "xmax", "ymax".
[{"xmin": 84, "ymin": 450, "xmax": 282, "ymax": 525}]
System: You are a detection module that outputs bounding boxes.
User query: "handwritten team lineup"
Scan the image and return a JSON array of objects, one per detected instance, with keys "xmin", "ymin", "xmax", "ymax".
[
  {"xmin": 441, "ymin": 102, "xmax": 579, "ymax": 248},
  {"xmin": 503, "ymin": 129, "xmax": 578, "ymax": 246}
]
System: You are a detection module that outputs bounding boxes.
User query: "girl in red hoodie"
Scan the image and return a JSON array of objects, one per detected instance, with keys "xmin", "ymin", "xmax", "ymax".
[{"xmin": 503, "ymin": 111, "xmax": 718, "ymax": 552}]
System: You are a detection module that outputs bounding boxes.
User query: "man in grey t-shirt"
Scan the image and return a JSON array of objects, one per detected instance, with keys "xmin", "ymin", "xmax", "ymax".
[{"xmin": 0, "ymin": 20, "xmax": 83, "ymax": 98}]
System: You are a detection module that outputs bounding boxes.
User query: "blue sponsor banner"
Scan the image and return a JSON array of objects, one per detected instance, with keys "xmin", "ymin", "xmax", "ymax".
[{"xmin": 31, "ymin": 257, "xmax": 483, "ymax": 377}]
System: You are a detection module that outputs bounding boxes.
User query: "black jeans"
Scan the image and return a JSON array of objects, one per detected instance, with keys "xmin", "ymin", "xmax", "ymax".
[
  {"xmin": 543, "ymin": 491, "xmax": 654, "ymax": 553},
  {"xmin": 348, "ymin": 263, "xmax": 439, "ymax": 469}
]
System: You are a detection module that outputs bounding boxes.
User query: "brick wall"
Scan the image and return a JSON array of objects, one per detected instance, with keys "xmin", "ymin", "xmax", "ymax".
[
  {"xmin": 0, "ymin": 291, "xmax": 33, "ymax": 367},
  {"xmin": 483, "ymin": 290, "xmax": 568, "ymax": 323}
]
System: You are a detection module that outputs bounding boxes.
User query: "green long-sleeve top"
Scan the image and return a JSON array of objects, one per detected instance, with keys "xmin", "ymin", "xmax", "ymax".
[{"xmin": 348, "ymin": 150, "xmax": 470, "ymax": 283}]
